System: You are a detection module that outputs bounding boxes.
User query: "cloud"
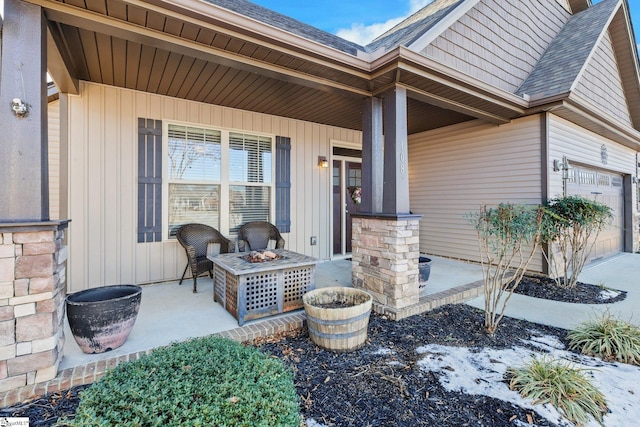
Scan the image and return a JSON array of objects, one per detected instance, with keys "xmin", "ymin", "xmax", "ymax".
[{"xmin": 335, "ymin": 0, "xmax": 435, "ymax": 45}]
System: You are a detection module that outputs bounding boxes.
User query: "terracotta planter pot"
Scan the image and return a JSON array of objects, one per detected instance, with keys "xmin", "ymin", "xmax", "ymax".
[
  {"xmin": 303, "ymin": 287, "xmax": 372, "ymax": 352},
  {"xmin": 66, "ymin": 285, "xmax": 142, "ymax": 354}
]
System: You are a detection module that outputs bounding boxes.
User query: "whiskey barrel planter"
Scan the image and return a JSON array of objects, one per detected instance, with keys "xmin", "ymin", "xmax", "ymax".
[
  {"xmin": 303, "ymin": 287, "xmax": 372, "ymax": 352},
  {"xmin": 66, "ymin": 285, "xmax": 142, "ymax": 354}
]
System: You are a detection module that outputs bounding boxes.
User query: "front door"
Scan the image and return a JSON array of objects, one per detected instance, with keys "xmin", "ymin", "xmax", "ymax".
[{"xmin": 332, "ymin": 159, "xmax": 362, "ymax": 257}]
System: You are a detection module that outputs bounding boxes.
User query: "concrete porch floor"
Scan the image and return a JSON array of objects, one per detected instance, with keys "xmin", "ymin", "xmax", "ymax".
[{"xmin": 60, "ymin": 255, "xmax": 484, "ymax": 370}]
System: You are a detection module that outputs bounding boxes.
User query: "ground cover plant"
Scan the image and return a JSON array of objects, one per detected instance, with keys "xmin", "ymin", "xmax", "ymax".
[
  {"xmin": 567, "ymin": 312, "xmax": 640, "ymax": 365},
  {"xmin": 59, "ymin": 336, "xmax": 300, "ymax": 426},
  {"xmin": 506, "ymin": 357, "xmax": 607, "ymax": 426}
]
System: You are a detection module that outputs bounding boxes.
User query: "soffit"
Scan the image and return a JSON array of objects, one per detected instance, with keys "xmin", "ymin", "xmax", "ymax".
[{"xmin": 36, "ymin": 0, "xmax": 524, "ymax": 134}]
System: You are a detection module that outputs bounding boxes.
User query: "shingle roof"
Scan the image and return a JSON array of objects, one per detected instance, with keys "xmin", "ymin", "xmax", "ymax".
[
  {"xmin": 366, "ymin": 0, "xmax": 464, "ymax": 53},
  {"xmin": 517, "ymin": 0, "xmax": 619, "ymax": 100},
  {"xmin": 204, "ymin": 0, "xmax": 365, "ymax": 55}
]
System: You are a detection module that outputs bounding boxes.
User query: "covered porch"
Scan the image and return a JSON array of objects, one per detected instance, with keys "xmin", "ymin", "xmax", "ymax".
[{"xmin": 60, "ymin": 256, "xmax": 484, "ymax": 371}]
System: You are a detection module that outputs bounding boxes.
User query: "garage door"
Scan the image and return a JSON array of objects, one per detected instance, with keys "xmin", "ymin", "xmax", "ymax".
[{"xmin": 566, "ymin": 166, "xmax": 624, "ymax": 262}]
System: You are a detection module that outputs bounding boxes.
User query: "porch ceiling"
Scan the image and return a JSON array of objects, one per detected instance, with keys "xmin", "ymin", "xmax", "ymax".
[{"xmin": 40, "ymin": 0, "xmax": 516, "ymax": 134}]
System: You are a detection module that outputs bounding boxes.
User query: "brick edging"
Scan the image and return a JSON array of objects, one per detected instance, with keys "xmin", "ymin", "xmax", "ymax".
[{"xmin": 0, "ymin": 312, "xmax": 306, "ymax": 408}]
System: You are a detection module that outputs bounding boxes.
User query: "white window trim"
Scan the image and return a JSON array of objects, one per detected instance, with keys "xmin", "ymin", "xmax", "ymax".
[{"xmin": 162, "ymin": 120, "xmax": 276, "ymax": 241}]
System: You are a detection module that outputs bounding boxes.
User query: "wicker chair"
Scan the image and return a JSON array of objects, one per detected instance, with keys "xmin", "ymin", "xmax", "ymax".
[
  {"xmin": 237, "ymin": 221, "xmax": 285, "ymax": 252},
  {"xmin": 176, "ymin": 223, "xmax": 232, "ymax": 293}
]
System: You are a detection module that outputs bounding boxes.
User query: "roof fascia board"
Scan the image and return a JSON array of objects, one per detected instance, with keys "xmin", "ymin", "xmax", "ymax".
[
  {"xmin": 611, "ymin": 0, "xmax": 640, "ymax": 129},
  {"xmin": 564, "ymin": 93, "xmax": 640, "ymax": 148},
  {"xmin": 569, "ymin": 0, "xmax": 621, "ymax": 93},
  {"xmin": 33, "ymin": 0, "xmax": 372, "ymax": 97},
  {"xmin": 568, "ymin": 0, "xmax": 591, "ymax": 14},
  {"xmin": 394, "ymin": 47, "xmax": 528, "ymax": 111},
  {"xmin": 400, "ymin": 83, "xmax": 510, "ymax": 124},
  {"xmin": 125, "ymin": 0, "xmax": 373, "ymax": 69},
  {"xmin": 405, "ymin": 0, "xmax": 482, "ymax": 54}
]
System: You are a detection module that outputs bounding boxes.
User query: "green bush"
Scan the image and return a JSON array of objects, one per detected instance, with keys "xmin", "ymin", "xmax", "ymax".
[
  {"xmin": 467, "ymin": 203, "xmax": 544, "ymax": 334},
  {"xmin": 506, "ymin": 357, "xmax": 607, "ymax": 426},
  {"xmin": 541, "ymin": 196, "xmax": 613, "ymax": 289},
  {"xmin": 567, "ymin": 313, "xmax": 640, "ymax": 365},
  {"xmin": 61, "ymin": 336, "xmax": 301, "ymax": 426}
]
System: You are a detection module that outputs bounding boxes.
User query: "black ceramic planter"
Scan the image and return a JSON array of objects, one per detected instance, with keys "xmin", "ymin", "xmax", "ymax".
[
  {"xmin": 418, "ymin": 257, "xmax": 432, "ymax": 289},
  {"xmin": 66, "ymin": 284, "xmax": 142, "ymax": 354}
]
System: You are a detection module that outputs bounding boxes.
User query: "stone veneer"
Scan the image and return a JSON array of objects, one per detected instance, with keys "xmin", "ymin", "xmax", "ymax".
[
  {"xmin": 351, "ymin": 215, "xmax": 422, "ymax": 311},
  {"xmin": 0, "ymin": 222, "xmax": 69, "ymax": 393}
]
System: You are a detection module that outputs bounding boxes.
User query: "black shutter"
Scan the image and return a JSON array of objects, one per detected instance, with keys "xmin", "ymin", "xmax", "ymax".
[
  {"xmin": 275, "ymin": 136, "xmax": 291, "ymax": 233},
  {"xmin": 137, "ymin": 118, "xmax": 162, "ymax": 243}
]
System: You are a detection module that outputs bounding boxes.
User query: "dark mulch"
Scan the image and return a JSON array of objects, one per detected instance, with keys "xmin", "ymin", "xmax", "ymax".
[
  {"xmin": 514, "ymin": 275, "xmax": 627, "ymax": 304},
  {"xmin": 1, "ymin": 304, "xmax": 575, "ymax": 427}
]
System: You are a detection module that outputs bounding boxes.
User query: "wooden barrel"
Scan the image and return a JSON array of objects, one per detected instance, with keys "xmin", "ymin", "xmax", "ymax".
[{"xmin": 303, "ymin": 287, "xmax": 373, "ymax": 351}]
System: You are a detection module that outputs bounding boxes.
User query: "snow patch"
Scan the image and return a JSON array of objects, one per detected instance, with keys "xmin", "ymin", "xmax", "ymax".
[{"xmin": 416, "ymin": 339, "xmax": 640, "ymax": 427}]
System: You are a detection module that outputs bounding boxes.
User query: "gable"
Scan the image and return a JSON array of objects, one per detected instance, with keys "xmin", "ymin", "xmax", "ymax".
[
  {"xmin": 419, "ymin": 0, "xmax": 571, "ymax": 93},
  {"xmin": 573, "ymin": 29, "xmax": 632, "ymax": 126}
]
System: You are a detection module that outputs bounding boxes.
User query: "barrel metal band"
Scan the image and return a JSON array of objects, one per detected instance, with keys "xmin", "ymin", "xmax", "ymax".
[
  {"xmin": 306, "ymin": 310, "xmax": 371, "ymax": 326},
  {"xmin": 307, "ymin": 325, "xmax": 367, "ymax": 340}
]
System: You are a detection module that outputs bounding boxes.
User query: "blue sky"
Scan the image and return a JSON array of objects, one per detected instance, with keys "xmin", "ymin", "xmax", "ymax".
[{"xmin": 252, "ymin": 0, "xmax": 640, "ymax": 48}]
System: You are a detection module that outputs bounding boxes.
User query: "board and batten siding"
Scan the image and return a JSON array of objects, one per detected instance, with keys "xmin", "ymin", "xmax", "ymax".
[
  {"xmin": 573, "ymin": 30, "xmax": 632, "ymax": 127},
  {"xmin": 408, "ymin": 115, "xmax": 544, "ymax": 271},
  {"xmin": 421, "ymin": 0, "xmax": 570, "ymax": 93},
  {"xmin": 65, "ymin": 81, "xmax": 360, "ymax": 292},
  {"xmin": 547, "ymin": 114, "xmax": 636, "ymax": 198},
  {"xmin": 48, "ymin": 100, "xmax": 60, "ymax": 220}
]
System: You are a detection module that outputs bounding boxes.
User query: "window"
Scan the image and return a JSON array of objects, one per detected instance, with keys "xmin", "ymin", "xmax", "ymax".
[
  {"xmin": 165, "ymin": 124, "xmax": 273, "ymax": 238},
  {"xmin": 228, "ymin": 132, "xmax": 273, "ymax": 233}
]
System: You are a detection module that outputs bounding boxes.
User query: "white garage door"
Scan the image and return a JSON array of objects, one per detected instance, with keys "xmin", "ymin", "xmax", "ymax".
[{"xmin": 566, "ymin": 166, "xmax": 624, "ymax": 262}]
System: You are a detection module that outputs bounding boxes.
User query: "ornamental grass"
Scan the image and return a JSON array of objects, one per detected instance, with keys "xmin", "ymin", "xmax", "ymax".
[
  {"xmin": 506, "ymin": 357, "xmax": 607, "ymax": 426},
  {"xmin": 567, "ymin": 312, "xmax": 640, "ymax": 365}
]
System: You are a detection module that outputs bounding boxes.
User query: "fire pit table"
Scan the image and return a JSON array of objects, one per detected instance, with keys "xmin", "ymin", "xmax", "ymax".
[{"xmin": 208, "ymin": 249, "xmax": 320, "ymax": 325}]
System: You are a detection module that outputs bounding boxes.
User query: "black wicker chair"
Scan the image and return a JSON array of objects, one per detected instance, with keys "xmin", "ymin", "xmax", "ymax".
[
  {"xmin": 176, "ymin": 223, "xmax": 232, "ymax": 293},
  {"xmin": 237, "ymin": 221, "xmax": 285, "ymax": 252}
]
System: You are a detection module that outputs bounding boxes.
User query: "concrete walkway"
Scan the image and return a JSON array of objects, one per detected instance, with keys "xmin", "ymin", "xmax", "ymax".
[{"xmin": 466, "ymin": 253, "xmax": 640, "ymax": 329}]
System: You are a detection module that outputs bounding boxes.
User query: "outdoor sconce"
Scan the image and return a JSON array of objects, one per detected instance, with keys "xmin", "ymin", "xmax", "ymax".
[
  {"xmin": 553, "ymin": 156, "xmax": 572, "ymax": 180},
  {"xmin": 10, "ymin": 98, "xmax": 30, "ymax": 118},
  {"xmin": 318, "ymin": 156, "xmax": 329, "ymax": 168}
]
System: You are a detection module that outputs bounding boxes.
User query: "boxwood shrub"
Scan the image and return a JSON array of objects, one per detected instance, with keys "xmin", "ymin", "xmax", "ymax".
[{"xmin": 63, "ymin": 336, "xmax": 301, "ymax": 426}]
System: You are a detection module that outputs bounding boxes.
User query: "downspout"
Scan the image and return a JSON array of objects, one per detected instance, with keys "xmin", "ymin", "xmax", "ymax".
[{"xmin": 541, "ymin": 112, "xmax": 550, "ymax": 275}]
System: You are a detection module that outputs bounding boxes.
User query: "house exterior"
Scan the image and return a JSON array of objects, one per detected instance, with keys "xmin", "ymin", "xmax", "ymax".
[{"xmin": 1, "ymin": 0, "xmax": 639, "ymax": 391}]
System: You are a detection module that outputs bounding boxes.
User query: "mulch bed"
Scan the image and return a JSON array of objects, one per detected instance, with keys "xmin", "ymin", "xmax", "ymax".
[
  {"xmin": 514, "ymin": 275, "xmax": 627, "ymax": 304},
  {"xmin": 1, "ymin": 279, "xmax": 626, "ymax": 426}
]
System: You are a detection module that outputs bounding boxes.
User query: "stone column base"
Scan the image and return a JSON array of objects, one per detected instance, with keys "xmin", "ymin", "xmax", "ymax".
[
  {"xmin": 351, "ymin": 214, "xmax": 421, "ymax": 312},
  {"xmin": 0, "ymin": 221, "xmax": 69, "ymax": 393}
]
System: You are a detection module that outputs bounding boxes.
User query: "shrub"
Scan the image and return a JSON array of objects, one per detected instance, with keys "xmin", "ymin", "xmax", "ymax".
[
  {"xmin": 467, "ymin": 203, "xmax": 544, "ymax": 334},
  {"xmin": 541, "ymin": 196, "xmax": 613, "ymax": 289},
  {"xmin": 567, "ymin": 313, "xmax": 640, "ymax": 365},
  {"xmin": 62, "ymin": 336, "xmax": 301, "ymax": 426},
  {"xmin": 506, "ymin": 357, "xmax": 607, "ymax": 426}
]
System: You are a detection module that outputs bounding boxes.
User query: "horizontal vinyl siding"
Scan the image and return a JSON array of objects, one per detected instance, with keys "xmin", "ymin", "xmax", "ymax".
[
  {"xmin": 66, "ymin": 81, "xmax": 360, "ymax": 291},
  {"xmin": 408, "ymin": 116, "xmax": 543, "ymax": 271},
  {"xmin": 548, "ymin": 114, "xmax": 636, "ymax": 199},
  {"xmin": 48, "ymin": 100, "xmax": 60, "ymax": 220},
  {"xmin": 421, "ymin": 0, "xmax": 570, "ymax": 92},
  {"xmin": 573, "ymin": 31, "xmax": 632, "ymax": 126}
]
